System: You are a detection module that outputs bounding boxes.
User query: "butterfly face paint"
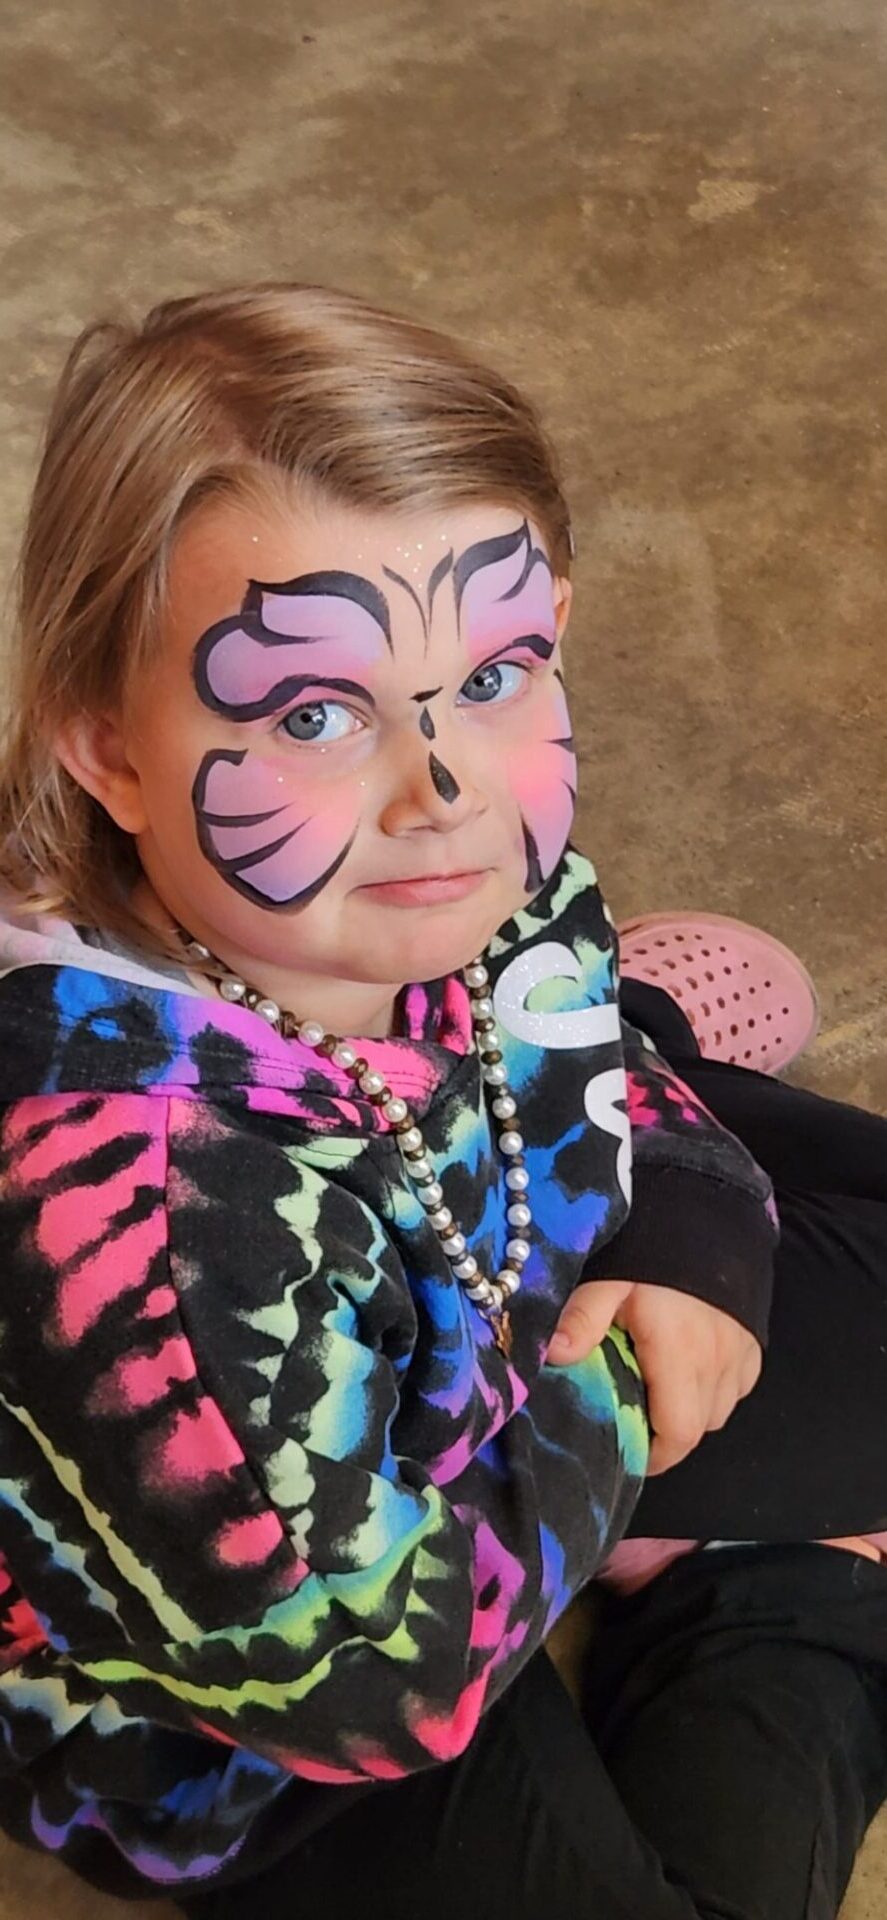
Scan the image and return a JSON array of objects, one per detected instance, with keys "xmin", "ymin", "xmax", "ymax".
[
  {"xmin": 188, "ymin": 515, "xmax": 575, "ymax": 917},
  {"xmin": 453, "ymin": 521, "xmax": 577, "ymax": 890},
  {"xmin": 192, "ymin": 574, "xmax": 391, "ymax": 909}
]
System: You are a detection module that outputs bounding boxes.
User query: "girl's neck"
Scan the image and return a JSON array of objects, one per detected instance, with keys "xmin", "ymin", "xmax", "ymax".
[{"xmin": 130, "ymin": 878, "xmax": 398, "ymax": 1040}]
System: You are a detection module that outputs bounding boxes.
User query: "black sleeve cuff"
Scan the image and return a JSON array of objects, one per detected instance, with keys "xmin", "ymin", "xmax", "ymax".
[{"xmin": 581, "ymin": 1166, "xmax": 778, "ymax": 1347}]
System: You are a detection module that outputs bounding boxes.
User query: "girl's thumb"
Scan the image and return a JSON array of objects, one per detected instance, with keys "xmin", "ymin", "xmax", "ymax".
[{"xmin": 546, "ymin": 1278, "xmax": 635, "ymax": 1364}]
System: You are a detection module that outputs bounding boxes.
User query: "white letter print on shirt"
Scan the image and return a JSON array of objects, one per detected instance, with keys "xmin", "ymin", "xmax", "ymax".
[{"xmin": 492, "ymin": 941, "xmax": 632, "ymax": 1207}]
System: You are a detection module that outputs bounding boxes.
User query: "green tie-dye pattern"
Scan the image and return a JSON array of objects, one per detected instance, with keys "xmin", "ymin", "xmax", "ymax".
[{"xmin": 0, "ymin": 841, "xmax": 776, "ymax": 1886}]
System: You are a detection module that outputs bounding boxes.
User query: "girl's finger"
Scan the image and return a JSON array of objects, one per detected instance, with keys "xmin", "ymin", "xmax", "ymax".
[{"xmin": 546, "ymin": 1278, "xmax": 634, "ymax": 1364}]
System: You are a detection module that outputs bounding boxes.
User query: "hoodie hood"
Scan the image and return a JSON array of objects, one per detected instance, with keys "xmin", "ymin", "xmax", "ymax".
[{"xmin": 0, "ymin": 851, "xmax": 616, "ymax": 1135}]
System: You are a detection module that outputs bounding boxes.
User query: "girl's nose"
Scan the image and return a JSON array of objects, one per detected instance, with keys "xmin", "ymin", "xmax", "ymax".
[{"xmin": 378, "ymin": 725, "xmax": 487, "ymax": 837}]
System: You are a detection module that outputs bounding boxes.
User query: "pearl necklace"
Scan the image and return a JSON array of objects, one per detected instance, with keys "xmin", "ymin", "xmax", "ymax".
[{"xmin": 176, "ymin": 930, "xmax": 531, "ymax": 1357}]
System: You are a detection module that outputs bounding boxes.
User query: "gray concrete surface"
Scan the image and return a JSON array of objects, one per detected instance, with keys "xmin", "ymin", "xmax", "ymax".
[{"xmin": 0, "ymin": 0, "xmax": 884, "ymax": 1912}]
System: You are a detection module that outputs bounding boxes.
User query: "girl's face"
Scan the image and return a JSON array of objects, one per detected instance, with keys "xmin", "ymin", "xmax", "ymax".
[{"xmin": 76, "ymin": 493, "xmax": 576, "ymax": 1014}]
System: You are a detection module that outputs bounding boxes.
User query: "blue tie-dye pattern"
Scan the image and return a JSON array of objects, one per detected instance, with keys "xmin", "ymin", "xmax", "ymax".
[
  {"xmin": 0, "ymin": 847, "xmax": 775, "ymax": 1896},
  {"xmin": 523, "ymin": 1135, "xmax": 614, "ymax": 1254},
  {"xmin": 49, "ymin": 970, "xmax": 187, "ymax": 1091},
  {"xmin": 0, "ymin": 1473, "xmax": 126, "ymax": 1628},
  {"xmin": 538, "ymin": 1522, "xmax": 570, "ymax": 1624}
]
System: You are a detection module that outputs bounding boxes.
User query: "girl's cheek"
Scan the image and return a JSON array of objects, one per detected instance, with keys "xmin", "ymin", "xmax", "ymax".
[
  {"xmin": 192, "ymin": 749, "xmax": 365, "ymax": 910},
  {"xmin": 504, "ymin": 680, "xmax": 577, "ymax": 883}
]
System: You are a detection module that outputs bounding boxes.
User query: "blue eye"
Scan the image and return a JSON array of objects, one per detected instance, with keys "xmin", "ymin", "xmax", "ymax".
[
  {"xmin": 279, "ymin": 701, "xmax": 359, "ymax": 744},
  {"xmin": 458, "ymin": 661, "xmax": 526, "ymax": 706}
]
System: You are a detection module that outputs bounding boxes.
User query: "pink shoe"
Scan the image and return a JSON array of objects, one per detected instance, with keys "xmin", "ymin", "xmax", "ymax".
[{"xmin": 616, "ymin": 912, "xmax": 820, "ymax": 1074}]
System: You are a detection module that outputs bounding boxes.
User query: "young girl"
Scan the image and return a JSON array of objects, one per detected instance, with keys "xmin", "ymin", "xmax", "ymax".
[{"xmin": 0, "ymin": 282, "xmax": 885, "ymax": 1920}]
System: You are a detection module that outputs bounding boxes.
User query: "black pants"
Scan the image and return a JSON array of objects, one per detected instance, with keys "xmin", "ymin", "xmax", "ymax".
[{"xmin": 184, "ymin": 983, "xmax": 887, "ymax": 1920}]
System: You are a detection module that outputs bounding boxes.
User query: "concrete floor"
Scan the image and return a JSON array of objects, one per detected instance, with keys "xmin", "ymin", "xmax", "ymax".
[{"xmin": 0, "ymin": 0, "xmax": 885, "ymax": 1912}]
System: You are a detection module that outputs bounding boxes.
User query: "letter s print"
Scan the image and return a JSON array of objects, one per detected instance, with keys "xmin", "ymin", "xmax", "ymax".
[
  {"xmin": 583, "ymin": 1068, "xmax": 632, "ymax": 1209},
  {"xmin": 494, "ymin": 942, "xmax": 632, "ymax": 1207}
]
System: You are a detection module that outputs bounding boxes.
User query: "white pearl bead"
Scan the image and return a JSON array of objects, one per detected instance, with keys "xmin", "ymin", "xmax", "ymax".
[
  {"xmin": 498, "ymin": 1130, "xmax": 524, "ymax": 1156},
  {"xmin": 498, "ymin": 1270, "xmax": 521, "ymax": 1299},
  {"xmin": 506, "ymin": 1238, "xmax": 530, "ymax": 1264},
  {"xmin": 406, "ymin": 1155, "xmax": 432, "ymax": 1181},
  {"xmin": 255, "ymin": 997, "xmax": 281, "ymax": 1024},
  {"xmin": 298, "ymin": 1020, "xmax": 325, "ymax": 1047},
  {"xmin": 219, "ymin": 976, "xmax": 247, "ymax": 1002},
  {"xmin": 466, "ymin": 1278, "xmax": 493, "ymax": 1303},
  {"xmin": 505, "ymin": 1167, "xmax": 530, "ymax": 1191},
  {"xmin": 418, "ymin": 1181, "xmax": 444, "ymax": 1209},
  {"xmin": 507, "ymin": 1202, "xmax": 531, "ymax": 1228},
  {"xmin": 465, "ymin": 964, "xmax": 489, "ymax": 989},
  {"xmin": 453, "ymin": 1255, "xmax": 479, "ymax": 1280},
  {"xmin": 332, "ymin": 1043, "xmax": 357, "ymax": 1069},
  {"xmin": 441, "ymin": 1231, "xmax": 467, "ymax": 1259},
  {"xmin": 188, "ymin": 940, "xmax": 211, "ymax": 960},
  {"xmin": 492, "ymin": 1094, "xmax": 517, "ymax": 1120},
  {"xmin": 487, "ymin": 1283, "xmax": 504, "ymax": 1313},
  {"xmin": 428, "ymin": 1207, "xmax": 453, "ymax": 1233},
  {"xmin": 359, "ymin": 1070, "xmax": 385, "ymax": 1095},
  {"xmin": 483, "ymin": 1063, "xmax": 508, "ymax": 1086},
  {"xmin": 471, "ymin": 996, "xmax": 493, "ymax": 1019},
  {"xmin": 478, "ymin": 1030, "xmax": 501, "ymax": 1054},
  {"xmin": 398, "ymin": 1127, "xmax": 423, "ymax": 1154},
  {"xmin": 383, "ymin": 1097, "xmax": 408, "ymax": 1124}
]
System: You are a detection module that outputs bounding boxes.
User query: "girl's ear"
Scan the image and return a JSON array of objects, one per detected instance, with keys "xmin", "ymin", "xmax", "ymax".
[
  {"xmin": 54, "ymin": 713, "xmax": 149, "ymax": 835},
  {"xmin": 554, "ymin": 575, "xmax": 573, "ymax": 644}
]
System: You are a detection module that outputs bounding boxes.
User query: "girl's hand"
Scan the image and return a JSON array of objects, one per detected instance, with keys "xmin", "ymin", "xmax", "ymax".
[{"xmin": 546, "ymin": 1279, "xmax": 762, "ymax": 1475}]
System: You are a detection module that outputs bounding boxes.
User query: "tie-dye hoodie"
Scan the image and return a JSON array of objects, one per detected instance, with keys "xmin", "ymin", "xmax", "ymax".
[{"xmin": 0, "ymin": 847, "xmax": 777, "ymax": 1900}]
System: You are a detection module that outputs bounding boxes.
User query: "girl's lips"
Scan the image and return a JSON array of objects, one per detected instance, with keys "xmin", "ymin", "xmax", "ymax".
[{"xmin": 357, "ymin": 870, "xmax": 490, "ymax": 906}]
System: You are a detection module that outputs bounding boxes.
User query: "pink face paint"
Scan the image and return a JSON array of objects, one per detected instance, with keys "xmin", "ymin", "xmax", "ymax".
[
  {"xmin": 451, "ymin": 521, "xmax": 575, "ymax": 890},
  {"xmin": 192, "ymin": 573, "xmax": 390, "ymax": 909},
  {"xmin": 193, "ymin": 747, "xmax": 360, "ymax": 908},
  {"xmin": 456, "ymin": 520, "xmax": 557, "ymax": 663},
  {"xmin": 194, "ymin": 572, "xmax": 390, "ymax": 718},
  {"xmin": 508, "ymin": 673, "xmax": 577, "ymax": 889}
]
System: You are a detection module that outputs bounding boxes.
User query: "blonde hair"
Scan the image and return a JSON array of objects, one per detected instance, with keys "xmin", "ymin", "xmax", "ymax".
[{"xmin": 0, "ymin": 281, "xmax": 574, "ymax": 955}]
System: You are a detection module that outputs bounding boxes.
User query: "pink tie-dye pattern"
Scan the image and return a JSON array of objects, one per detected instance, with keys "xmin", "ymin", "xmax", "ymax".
[
  {"xmin": 0, "ymin": 1553, "xmax": 49, "ymax": 1670},
  {"xmin": 404, "ymin": 1517, "xmax": 528, "ymax": 1762},
  {"xmin": 86, "ymin": 1335, "xmax": 195, "ymax": 1417},
  {"xmin": 144, "ymin": 1399, "xmax": 247, "ymax": 1492},
  {"xmin": 138, "ymin": 1286, "xmax": 178, "ymax": 1320},
  {"xmin": 53, "ymin": 1213, "xmax": 167, "ymax": 1346},
  {"xmin": 6, "ymin": 1091, "xmax": 123, "ymax": 1184},
  {"xmin": 37, "ymin": 1146, "xmax": 151, "ymax": 1262},
  {"xmin": 170, "ymin": 1001, "xmax": 446, "ymax": 1119},
  {"xmin": 213, "ymin": 1511, "xmax": 287, "ymax": 1568},
  {"xmin": 398, "ymin": 976, "xmax": 473, "ymax": 1053},
  {"xmin": 405, "ymin": 1668, "xmax": 490, "ymax": 1763},
  {"xmin": 627, "ymin": 1065, "xmax": 710, "ymax": 1132},
  {"xmin": 429, "ymin": 1355, "xmax": 521, "ymax": 1485},
  {"xmin": 2, "ymin": 1093, "xmax": 172, "ymax": 1344}
]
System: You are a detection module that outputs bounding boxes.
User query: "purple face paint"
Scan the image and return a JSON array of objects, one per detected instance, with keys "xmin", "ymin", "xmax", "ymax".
[
  {"xmin": 190, "ymin": 521, "xmax": 575, "ymax": 914},
  {"xmin": 457, "ymin": 521, "xmax": 557, "ymax": 663},
  {"xmin": 509, "ymin": 671, "xmax": 577, "ymax": 891},
  {"xmin": 192, "ymin": 748, "xmax": 361, "ymax": 909},
  {"xmin": 194, "ymin": 573, "xmax": 391, "ymax": 717},
  {"xmin": 454, "ymin": 521, "xmax": 577, "ymax": 889},
  {"xmin": 191, "ymin": 574, "xmax": 390, "ymax": 910}
]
